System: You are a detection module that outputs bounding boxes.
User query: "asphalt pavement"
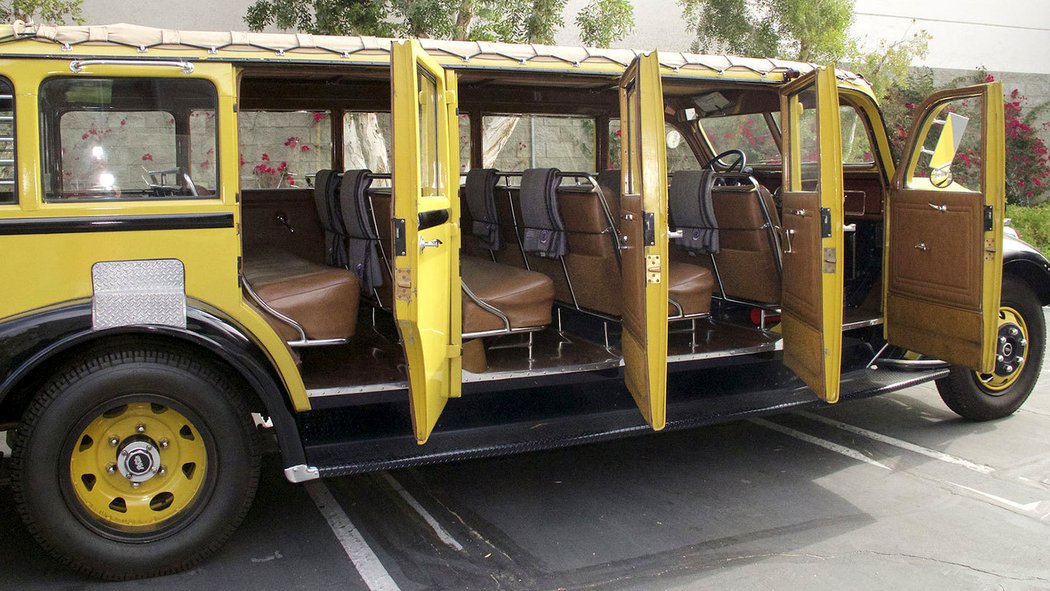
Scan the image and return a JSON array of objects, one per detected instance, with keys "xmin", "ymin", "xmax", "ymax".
[{"xmin": 1, "ymin": 311, "xmax": 1049, "ymax": 590}]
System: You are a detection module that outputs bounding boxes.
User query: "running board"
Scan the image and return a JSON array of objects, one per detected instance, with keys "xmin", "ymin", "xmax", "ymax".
[{"xmin": 297, "ymin": 364, "xmax": 948, "ymax": 478}]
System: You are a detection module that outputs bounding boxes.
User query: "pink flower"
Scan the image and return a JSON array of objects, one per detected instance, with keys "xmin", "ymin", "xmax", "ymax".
[
  {"xmin": 81, "ymin": 133, "xmax": 89, "ymax": 140},
  {"xmin": 261, "ymin": 153, "xmax": 270, "ymax": 161},
  {"xmin": 284, "ymin": 136, "xmax": 301, "ymax": 147},
  {"xmin": 142, "ymin": 153, "xmax": 153, "ymax": 161},
  {"xmin": 300, "ymin": 145, "xmax": 311, "ymax": 152},
  {"xmin": 239, "ymin": 153, "xmax": 246, "ymax": 166},
  {"xmin": 312, "ymin": 111, "xmax": 327, "ymax": 123}
]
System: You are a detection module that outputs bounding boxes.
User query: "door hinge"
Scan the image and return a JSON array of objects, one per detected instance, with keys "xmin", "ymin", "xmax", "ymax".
[
  {"xmin": 646, "ymin": 253, "xmax": 661, "ymax": 284},
  {"xmin": 984, "ymin": 237, "xmax": 997, "ymax": 261},
  {"xmin": 395, "ymin": 267, "xmax": 412, "ymax": 302},
  {"xmin": 822, "ymin": 247, "xmax": 836, "ymax": 274},
  {"xmin": 820, "ymin": 208, "xmax": 832, "ymax": 238},
  {"xmin": 984, "ymin": 205, "xmax": 994, "ymax": 232},
  {"xmin": 643, "ymin": 211, "xmax": 656, "ymax": 246}
]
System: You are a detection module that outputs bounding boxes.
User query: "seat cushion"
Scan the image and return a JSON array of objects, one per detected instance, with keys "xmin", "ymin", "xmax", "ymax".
[
  {"xmin": 668, "ymin": 262, "xmax": 713, "ymax": 317},
  {"xmin": 461, "ymin": 256, "xmax": 554, "ymax": 333},
  {"xmin": 243, "ymin": 249, "xmax": 360, "ymax": 341}
]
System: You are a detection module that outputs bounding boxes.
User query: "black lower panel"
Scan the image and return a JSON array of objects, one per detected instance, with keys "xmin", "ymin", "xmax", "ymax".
[{"xmin": 300, "ymin": 363, "xmax": 948, "ymax": 476}]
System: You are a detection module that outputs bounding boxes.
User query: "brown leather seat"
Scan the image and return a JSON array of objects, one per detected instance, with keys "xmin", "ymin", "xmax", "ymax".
[
  {"xmin": 669, "ymin": 263, "xmax": 714, "ymax": 317},
  {"xmin": 243, "ymin": 249, "xmax": 360, "ymax": 342},
  {"xmin": 706, "ymin": 183, "xmax": 782, "ymax": 304},
  {"xmin": 461, "ymin": 256, "xmax": 554, "ymax": 334}
]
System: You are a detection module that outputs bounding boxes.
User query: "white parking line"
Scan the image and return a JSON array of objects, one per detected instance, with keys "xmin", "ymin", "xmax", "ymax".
[
  {"xmin": 749, "ymin": 418, "xmax": 891, "ymax": 470},
  {"xmin": 796, "ymin": 411, "xmax": 996, "ymax": 474},
  {"xmin": 380, "ymin": 472, "xmax": 464, "ymax": 551},
  {"xmin": 305, "ymin": 481, "xmax": 400, "ymax": 591}
]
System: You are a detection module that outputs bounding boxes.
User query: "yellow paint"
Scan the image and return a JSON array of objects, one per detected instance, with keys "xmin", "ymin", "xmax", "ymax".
[
  {"xmin": 391, "ymin": 40, "xmax": 461, "ymax": 443},
  {"xmin": 778, "ymin": 67, "xmax": 845, "ymax": 403},
  {"xmin": 618, "ymin": 52, "xmax": 669, "ymax": 430},
  {"xmin": 0, "ymin": 58, "xmax": 310, "ymax": 411},
  {"xmin": 69, "ymin": 402, "xmax": 207, "ymax": 530}
]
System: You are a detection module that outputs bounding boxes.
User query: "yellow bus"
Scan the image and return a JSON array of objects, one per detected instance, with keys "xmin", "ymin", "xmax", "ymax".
[{"xmin": 0, "ymin": 22, "xmax": 1045, "ymax": 578}]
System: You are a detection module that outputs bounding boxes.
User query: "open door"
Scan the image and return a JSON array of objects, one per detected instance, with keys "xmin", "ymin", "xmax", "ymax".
[
  {"xmin": 778, "ymin": 67, "xmax": 846, "ymax": 402},
  {"xmin": 618, "ymin": 52, "xmax": 670, "ymax": 429},
  {"xmin": 391, "ymin": 40, "xmax": 462, "ymax": 444},
  {"xmin": 885, "ymin": 83, "xmax": 1005, "ymax": 372}
]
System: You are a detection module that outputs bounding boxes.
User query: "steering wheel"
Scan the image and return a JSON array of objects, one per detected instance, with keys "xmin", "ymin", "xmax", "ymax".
[{"xmin": 706, "ymin": 149, "xmax": 747, "ymax": 174}]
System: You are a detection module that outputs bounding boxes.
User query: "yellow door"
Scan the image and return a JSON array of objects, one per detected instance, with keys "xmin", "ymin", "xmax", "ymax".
[
  {"xmin": 885, "ymin": 83, "xmax": 1005, "ymax": 372},
  {"xmin": 618, "ymin": 52, "xmax": 670, "ymax": 429},
  {"xmin": 391, "ymin": 40, "xmax": 462, "ymax": 444},
  {"xmin": 779, "ymin": 67, "xmax": 846, "ymax": 403}
]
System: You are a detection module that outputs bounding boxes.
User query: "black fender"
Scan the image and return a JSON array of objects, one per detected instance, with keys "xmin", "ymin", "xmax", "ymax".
[
  {"xmin": 0, "ymin": 298, "xmax": 306, "ymax": 467},
  {"xmin": 1003, "ymin": 233, "xmax": 1050, "ymax": 306}
]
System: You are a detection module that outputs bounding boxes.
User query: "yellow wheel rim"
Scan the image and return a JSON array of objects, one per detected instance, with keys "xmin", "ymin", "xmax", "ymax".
[
  {"xmin": 974, "ymin": 306, "xmax": 1029, "ymax": 393},
  {"xmin": 68, "ymin": 401, "xmax": 208, "ymax": 532}
]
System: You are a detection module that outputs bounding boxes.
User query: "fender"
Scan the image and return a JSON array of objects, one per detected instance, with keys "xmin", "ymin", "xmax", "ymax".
[
  {"xmin": 0, "ymin": 298, "xmax": 306, "ymax": 467},
  {"xmin": 1003, "ymin": 233, "xmax": 1050, "ymax": 305}
]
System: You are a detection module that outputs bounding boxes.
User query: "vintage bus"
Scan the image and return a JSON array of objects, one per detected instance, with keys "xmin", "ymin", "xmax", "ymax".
[{"xmin": 0, "ymin": 22, "xmax": 1046, "ymax": 579}]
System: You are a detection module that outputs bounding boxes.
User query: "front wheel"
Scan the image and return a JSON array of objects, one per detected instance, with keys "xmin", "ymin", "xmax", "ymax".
[
  {"xmin": 10, "ymin": 348, "xmax": 260, "ymax": 580},
  {"xmin": 936, "ymin": 275, "xmax": 1046, "ymax": 420}
]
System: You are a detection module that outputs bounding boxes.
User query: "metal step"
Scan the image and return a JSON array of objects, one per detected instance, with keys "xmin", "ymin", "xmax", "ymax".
[{"xmin": 300, "ymin": 363, "xmax": 948, "ymax": 477}]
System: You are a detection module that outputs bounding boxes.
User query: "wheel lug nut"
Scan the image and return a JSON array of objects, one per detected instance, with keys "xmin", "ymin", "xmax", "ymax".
[
  {"xmin": 135, "ymin": 424, "xmax": 146, "ymax": 434},
  {"xmin": 997, "ymin": 354, "xmax": 1004, "ymax": 362},
  {"xmin": 106, "ymin": 463, "xmax": 116, "ymax": 474},
  {"xmin": 159, "ymin": 438, "xmax": 169, "ymax": 449},
  {"xmin": 131, "ymin": 482, "xmax": 140, "ymax": 488},
  {"xmin": 109, "ymin": 436, "xmax": 119, "ymax": 446},
  {"xmin": 1005, "ymin": 365, "xmax": 1014, "ymax": 373},
  {"xmin": 1019, "ymin": 339, "xmax": 1027, "ymax": 347},
  {"xmin": 158, "ymin": 465, "xmax": 167, "ymax": 475},
  {"xmin": 1009, "ymin": 328, "xmax": 1019, "ymax": 336}
]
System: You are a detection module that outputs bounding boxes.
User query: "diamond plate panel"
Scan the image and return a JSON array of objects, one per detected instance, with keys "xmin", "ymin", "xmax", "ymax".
[{"xmin": 92, "ymin": 259, "xmax": 186, "ymax": 330}]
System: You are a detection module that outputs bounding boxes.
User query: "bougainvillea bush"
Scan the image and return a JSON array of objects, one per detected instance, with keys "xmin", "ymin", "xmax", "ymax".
[{"xmin": 884, "ymin": 70, "xmax": 1050, "ymax": 205}]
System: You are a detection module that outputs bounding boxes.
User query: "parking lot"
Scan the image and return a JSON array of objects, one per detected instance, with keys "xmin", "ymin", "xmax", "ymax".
[{"xmin": 2, "ymin": 313, "xmax": 1049, "ymax": 590}]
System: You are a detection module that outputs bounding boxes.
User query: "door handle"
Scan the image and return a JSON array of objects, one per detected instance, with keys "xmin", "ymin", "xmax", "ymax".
[
  {"xmin": 782, "ymin": 227, "xmax": 796, "ymax": 254},
  {"xmin": 843, "ymin": 223, "xmax": 857, "ymax": 233},
  {"xmin": 928, "ymin": 203, "xmax": 948, "ymax": 212},
  {"xmin": 667, "ymin": 229, "xmax": 684, "ymax": 239},
  {"xmin": 275, "ymin": 212, "xmax": 295, "ymax": 233},
  {"xmin": 914, "ymin": 242, "xmax": 929, "ymax": 251},
  {"xmin": 789, "ymin": 208, "xmax": 807, "ymax": 217},
  {"xmin": 419, "ymin": 238, "xmax": 443, "ymax": 252}
]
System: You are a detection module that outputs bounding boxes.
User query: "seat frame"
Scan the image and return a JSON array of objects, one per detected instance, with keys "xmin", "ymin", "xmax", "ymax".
[{"xmin": 242, "ymin": 277, "xmax": 351, "ymax": 348}]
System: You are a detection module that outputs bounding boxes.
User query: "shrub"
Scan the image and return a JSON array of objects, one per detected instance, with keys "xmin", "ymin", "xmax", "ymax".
[{"xmin": 1007, "ymin": 203, "xmax": 1050, "ymax": 258}]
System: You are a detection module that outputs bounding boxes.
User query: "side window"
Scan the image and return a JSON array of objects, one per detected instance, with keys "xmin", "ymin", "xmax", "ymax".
[
  {"xmin": 907, "ymin": 96, "xmax": 983, "ymax": 191},
  {"xmin": 457, "ymin": 113, "xmax": 471, "ymax": 173},
  {"xmin": 238, "ymin": 110, "xmax": 333, "ymax": 189},
  {"xmin": 0, "ymin": 78, "xmax": 14, "ymax": 203},
  {"xmin": 840, "ymin": 104, "xmax": 875, "ymax": 165},
  {"xmin": 39, "ymin": 77, "xmax": 219, "ymax": 201},
  {"xmin": 482, "ymin": 115, "xmax": 595, "ymax": 171},
  {"xmin": 699, "ymin": 113, "xmax": 782, "ymax": 165},
  {"xmin": 343, "ymin": 111, "xmax": 392, "ymax": 184},
  {"xmin": 610, "ymin": 118, "xmax": 699, "ymax": 173}
]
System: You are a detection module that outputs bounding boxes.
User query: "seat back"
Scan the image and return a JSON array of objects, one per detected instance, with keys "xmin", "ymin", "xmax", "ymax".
[
  {"xmin": 519, "ymin": 168, "xmax": 567, "ymax": 258},
  {"xmin": 706, "ymin": 181, "xmax": 782, "ymax": 305},
  {"xmin": 313, "ymin": 169, "xmax": 347, "ymax": 267},
  {"xmin": 668, "ymin": 170, "xmax": 719, "ymax": 254},
  {"xmin": 464, "ymin": 168, "xmax": 502, "ymax": 251},
  {"xmin": 339, "ymin": 169, "xmax": 385, "ymax": 298}
]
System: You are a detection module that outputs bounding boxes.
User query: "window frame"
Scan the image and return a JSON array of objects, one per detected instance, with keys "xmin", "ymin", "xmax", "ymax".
[
  {"xmin": 38, "ymin": 75, "xmax": 221, "ymax": 203},
  {"xmin": 0, "ymin": 76, "xmax": 16, "ymax": 205}
]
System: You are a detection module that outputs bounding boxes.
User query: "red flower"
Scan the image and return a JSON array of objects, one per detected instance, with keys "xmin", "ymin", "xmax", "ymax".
[
  {"xmin": 984, "ymin": 73, "xmax": 996, "ymax": 83},
  {"xmin": 81, "ymin": 133, "xmax": 88, "ymax": 140},
  {"xmin": 288, "ymin": 178, "xmax": 296, "ymax": 186},
  {"xmin": 120, "ymin": 119, "xmax": 127, "ymax": 126},
  {"xmin": 301, "ymin": 145, "xmax": 311, "ymax": 152},
  {"xmin": 284, "ymin": 136, "xmax": 301, "ymax": 147},
  {"xmin": 277, "ymin": 162, "xmax": 288, "ymax": 172},
  {"xmin": 261, "ymin": 153, "xmax": 270, "ymax": 161},
  {"xmin": 239, "ymin": 153, "xmax": 246, "ymax": 166},
  {"xmin": 142, "ymin": 153, "xmax": 153, "ymax": 161},
  {"xmin": 199, "ymin": 160, "xmax": 210, "ymax": 170},
  {"xmin": 312, "ymin": 111, "xmax": 327, "ymax": 123},
  {"xmin": 614, "ymin": 129, "xmax": 622, "ymax": 137}
]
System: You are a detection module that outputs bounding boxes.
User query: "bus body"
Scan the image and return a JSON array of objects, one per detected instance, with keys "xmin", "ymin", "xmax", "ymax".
[{"xmin": 0, "ymin": 23, "xmax": 1046, "ymax": 578}]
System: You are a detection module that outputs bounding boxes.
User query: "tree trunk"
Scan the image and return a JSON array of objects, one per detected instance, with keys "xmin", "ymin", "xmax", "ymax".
[{"xmin": 454, "ymin": 0, "xmax": 474, "ymax": 40}]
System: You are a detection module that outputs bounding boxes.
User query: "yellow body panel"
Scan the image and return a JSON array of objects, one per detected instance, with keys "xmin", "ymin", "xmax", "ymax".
[
  {"xmin": 0, "ymin": 59, "xmax": 310, "ymax": 411},
  {"xmin": 778, "ymin": 67, "xmax": 845, "ymax": 403},
  {"xmin": 391, "ymin": 40, "xmax": 461, "ymax": 443},
  {"xmin": 618, "ymin": 53, "xmax": 670, "ymax": 430}
]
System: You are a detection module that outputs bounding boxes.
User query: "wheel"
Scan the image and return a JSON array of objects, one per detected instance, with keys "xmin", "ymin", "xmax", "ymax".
[
  {"xmin": 936, "ymin": 275, "xmax": 1046, "ymax": 420},
  {"xmin": 10, "ymin": 348, "xmax": 260, "ymax": 580}
]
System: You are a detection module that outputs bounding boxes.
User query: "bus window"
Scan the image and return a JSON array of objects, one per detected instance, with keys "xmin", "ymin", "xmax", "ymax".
[
  {"xmin": 483, "ymin": 114, "xmax": 596, "ymax": 171},
  {"xmin": 39, "ymin": 77, "xmax": 219, "ymax": 200},
  {"xmin": 0, "ymin": 78, "xmax": 14, "ymax": 203},
  {"xmin": 238, "ymin": 110, "xmax": 333, "ymax": 189}
]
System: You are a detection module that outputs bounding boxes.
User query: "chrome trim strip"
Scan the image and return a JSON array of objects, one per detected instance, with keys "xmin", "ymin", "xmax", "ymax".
[{"xmin": 307, "ymin": 382, "xmax": 408, "ymax": 397}]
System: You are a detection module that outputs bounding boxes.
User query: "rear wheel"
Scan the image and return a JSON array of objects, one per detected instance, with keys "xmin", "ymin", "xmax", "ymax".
[
  {"xmin": 11, "ymin": 348, "xmax": 260, "ymax": 580},
  {"xmin": 936, "ymin": 275, "xmax": 1046, "ymax": 420}
]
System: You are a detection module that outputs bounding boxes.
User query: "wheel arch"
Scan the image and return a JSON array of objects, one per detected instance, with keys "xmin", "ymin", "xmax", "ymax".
[
  {"xmin": 1003, "ymin": 257, "xmax": 1050, "ymax": 307},
  {"xmin": 0, "ymin": 300, "xmax": 306, "ymax": 468}
]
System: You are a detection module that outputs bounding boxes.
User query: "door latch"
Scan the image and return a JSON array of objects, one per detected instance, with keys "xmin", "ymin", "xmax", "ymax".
[{"xmin": 420, "ymin": 237, "xmax": 443, "ymax": 252}]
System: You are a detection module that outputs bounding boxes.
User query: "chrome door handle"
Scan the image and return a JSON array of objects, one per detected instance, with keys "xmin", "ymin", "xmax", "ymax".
[
  {"xmin": 782, "ymin": 227, "xmax": 796, "ymax": 254},
  {"xmin": 843, "ymin": 223, "xmax": 857, "ymax": 233},
  {"xmin": 789, "ymin": 208, "xmax": 807, "ymax": 217},
  {"xmin": 667, "ymin": 229, "xmax": 684, "ymax": 239},
  {"xmin": 275, "ymin": 212, "xmax": 295, "ymax": 233},
  {"xmin": 419, "ymin": 238, "xmax": 443, "ymax": 252},
  {"xmin": 928, "ymin": 203, "xmax": 948, "ymax": 212},
  {"xmin": 914, "ymin": 242, "xmax": 929, "ymax": 251}
]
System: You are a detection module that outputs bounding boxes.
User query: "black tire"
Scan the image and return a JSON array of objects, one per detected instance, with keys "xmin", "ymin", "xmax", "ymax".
[
  {"xmin": 10, "ymin": 348, "xmax": 261, "ymax": 580},
  {"xmin": 936, "ymin": 275, "xmax": 1046, "ymax": 420}
]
